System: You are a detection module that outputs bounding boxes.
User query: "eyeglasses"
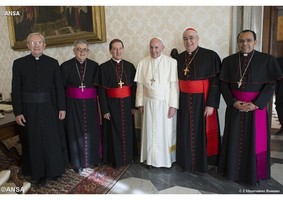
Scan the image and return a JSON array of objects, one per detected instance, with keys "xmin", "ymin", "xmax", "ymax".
[
  {"xmin": 75, "ymin": 48, "xmax": 89, "ymax": 53},
  {"xmin": 30, "ymin": 41, "xmax": 44, "ymax": 46}
]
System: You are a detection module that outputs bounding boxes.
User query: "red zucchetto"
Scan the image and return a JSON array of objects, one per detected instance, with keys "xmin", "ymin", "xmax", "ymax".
[{"xmin": 185, "ymin": 28, "xmax": 197, "ymax": 33}]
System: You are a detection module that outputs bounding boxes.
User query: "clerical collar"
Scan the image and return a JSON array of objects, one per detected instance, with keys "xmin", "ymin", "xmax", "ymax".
[
  {"xmin": 112, "ymin": 58, "xmax": 122, "ymax": 63},
  {"xmin": 75, "ymin": 58, "xmax": 86, "ymax": 65},
  {"xmin": 241, "ymin": 51, "xmax": 254, "ymax": 57},
  {"xmin": 31, "ymin": 54, "xmax": 42, "ymax": 60},
  {"xmin": 187, "ymin": 47, "xmax": 199, "ymax": 55}
]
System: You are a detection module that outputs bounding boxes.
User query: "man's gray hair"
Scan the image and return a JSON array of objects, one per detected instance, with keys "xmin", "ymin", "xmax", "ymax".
[
  {"xmin": 73, "ymin": 40, "xmax": 89, "ymax": 47},
  {"xmin": 26, "ymin": 33, "xmax": 46, "ymax": 44}
]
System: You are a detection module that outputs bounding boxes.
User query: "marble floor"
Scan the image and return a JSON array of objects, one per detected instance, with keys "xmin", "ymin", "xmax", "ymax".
[{"xmin": 107, "ymin": 104, "xmax": 283, "ymax": 194}]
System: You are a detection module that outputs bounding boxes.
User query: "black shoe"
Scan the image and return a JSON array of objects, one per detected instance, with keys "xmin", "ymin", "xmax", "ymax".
[
  {"xmin": 110, "ymin": 163, "xmax": 117, "ymax": 169},
  {"xmin": 275, "ymin": 129, "xmax": 283, "ymax": 135},
  {"xmin": 146, "ymin": 165, "xmax": 152, "ymax": 170},
  {"xmin": 35, "ymin": 177, "xmax": 46, "ymax": 186},
  {"xmin": 94, "ymin": 162, "xmax": 101, "ymax": 168},
  {"xmin": 51, "ymin": 175, "xmax": 62, "ymax": 181},
  {"xmin": 73, "ymin": 167, "xmax": 83, "ymax": 173},
  {"xmin": 88, "ymin": 162, "xmax": 100, "ymax": 168}
]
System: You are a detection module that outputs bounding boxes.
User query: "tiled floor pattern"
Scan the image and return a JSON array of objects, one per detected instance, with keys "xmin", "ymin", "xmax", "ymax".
[
  {"xmin": 108, "ymin": 161, "xmax": 283, "ymax": 194},
  {"xmin": 108, "ymin": 101, "xmax": 283, "ymax": 194}
]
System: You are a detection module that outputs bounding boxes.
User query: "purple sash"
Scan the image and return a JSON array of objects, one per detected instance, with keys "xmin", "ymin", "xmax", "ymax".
[
  {"xmin": 232, "ymin": 90, "xmax": 267, "ymax": 180},
  {"xmin": 66, "ymin": 87, "xmax": 97, "ymax": 99}
]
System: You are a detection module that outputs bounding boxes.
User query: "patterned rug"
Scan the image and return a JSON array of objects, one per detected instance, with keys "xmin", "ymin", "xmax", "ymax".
[{"xmin": 0, "ymin": 136, "xmax": 129, "ymax": 194}]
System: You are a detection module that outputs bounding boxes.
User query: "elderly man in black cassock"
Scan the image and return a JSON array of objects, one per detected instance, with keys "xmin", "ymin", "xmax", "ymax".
[
  {"xmin": 61, "ymin": 40, "xmax": 101, "ymax": 173},
  {"xmin": 176, "ymin": 28, "xmax": 221, "ymax": 173},
  {"xmin": 218, "ymin": 30, "xmax": 283, "ymax": 185},
  {"xmin": 12, "ymin": 33, "xmax": 67, "ymax": 185},
  {"xmin": 99, "ymin": 39, "xmax": 137, "ymax": 168}
]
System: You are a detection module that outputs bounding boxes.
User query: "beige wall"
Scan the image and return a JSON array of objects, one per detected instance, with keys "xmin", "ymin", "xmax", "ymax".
[
  {"xmin": 0, "ymin": 6, "xmax": 231, "ymax": 100},
  {"xmin": 0, "ymin": 6, "xmax": 232, "ymax": 131}
]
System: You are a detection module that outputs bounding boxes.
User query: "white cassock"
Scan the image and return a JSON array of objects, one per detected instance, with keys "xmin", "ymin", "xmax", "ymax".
[{"xmin": 135, "ymin": 53, "xmax": 179, "ymax": 168}]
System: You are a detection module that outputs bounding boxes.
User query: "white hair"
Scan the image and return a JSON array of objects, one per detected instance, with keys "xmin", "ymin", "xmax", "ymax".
[{"xmin": 26, "ymin": 33, "xmax": 45, "ymax": 44}]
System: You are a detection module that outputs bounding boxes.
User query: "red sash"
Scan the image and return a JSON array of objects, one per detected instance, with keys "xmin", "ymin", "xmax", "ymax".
[
  {"xmin": 106, "ymin": 86, "xmax": 131, "ymax": 98},
  {"xmin": 179, "ymin": 80, "xmax": 219, "ymax": 156}
]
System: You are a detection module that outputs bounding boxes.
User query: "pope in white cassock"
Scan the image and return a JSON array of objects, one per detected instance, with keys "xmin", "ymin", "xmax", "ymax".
[{"xmin": 134, "ymin": 38, "xmax": 179, "ymax": 169}]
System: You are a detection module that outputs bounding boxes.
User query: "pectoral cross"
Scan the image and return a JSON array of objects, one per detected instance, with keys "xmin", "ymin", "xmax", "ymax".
[
  {"xmin": 150, "ymin": 78, "xmax": 155, "ymax": 86},
  {"xmin": 237, "ymin": 79, "xmax": 242, "ymax": 88},
  {"xmin": 118, "ymin": 80, "xmax": 124, "ymax": 88},
  {"xmin": 183, "ymin": 67, "xmax": 189, "ymax": 76},
  {"xmin": 79, "ymin": 82, "xmax": 86, "ymax": 92}
]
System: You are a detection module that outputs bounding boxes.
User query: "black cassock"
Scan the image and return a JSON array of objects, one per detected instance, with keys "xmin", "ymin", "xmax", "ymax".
[
  {"xmin": 218, "ymin": 50, "xmax": 283, "ymax": 185},
  {"xmin": 12, "ymin": 54, "xmax": 67, "ymax": 181},
  {"xmin": 61, "ymin": 58, "xmax": 101, "ymax": 169},
  {"xmin": 176, "ymin": 47, "xmax": 221, "ymax": 173},
  {"xmin": 99, "ymin": 59, "xmax": 137, "ymax": 168},
  {"xmin": 275, "ymin": 57, "xmax": 283, "ymax": 129}
]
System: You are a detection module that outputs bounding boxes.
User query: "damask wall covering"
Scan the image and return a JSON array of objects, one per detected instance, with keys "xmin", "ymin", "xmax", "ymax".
[{"xmin": 0, "ymin": 6, "xmax": 231, "ymax": 129}]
